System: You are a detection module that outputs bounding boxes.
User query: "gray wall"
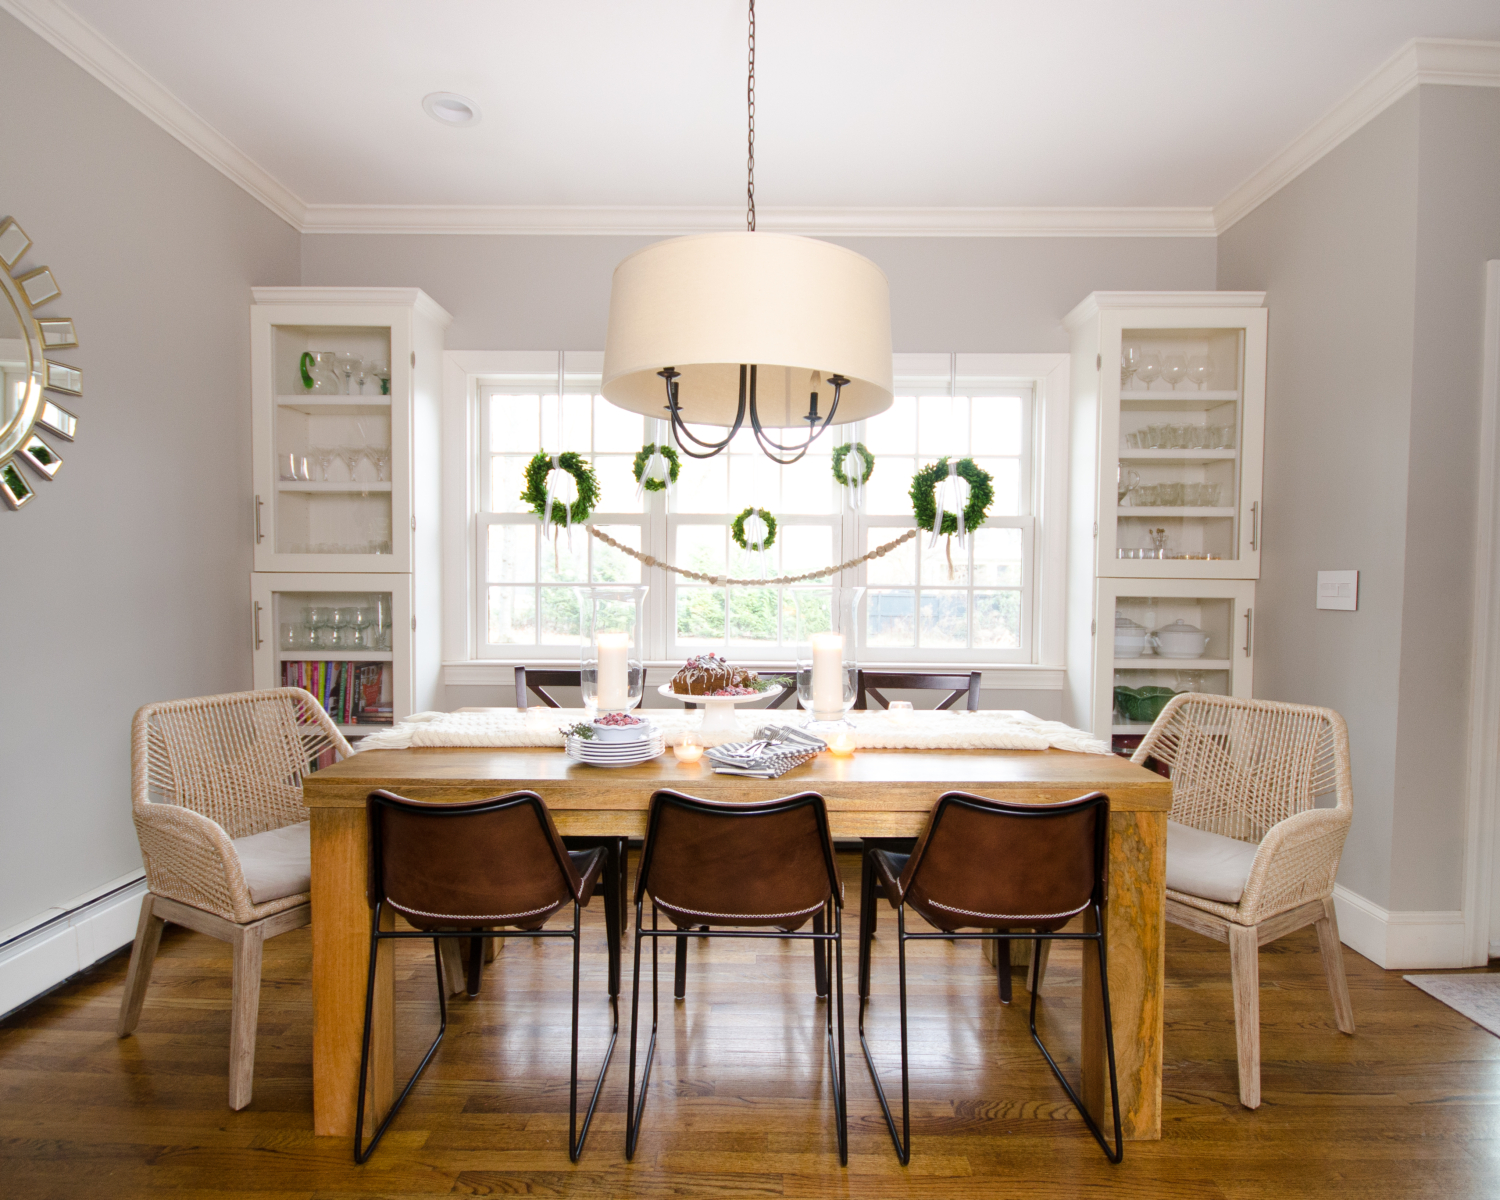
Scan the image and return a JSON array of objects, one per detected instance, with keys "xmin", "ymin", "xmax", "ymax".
[
  {"xmin": 1219, "ymin": 86, "xmax": 1500, "ymax": 913},
  {"xmin": 300, "ymin": 233, "xmax": 1216, "ymax": 352},
  {"xmin": 0, "ymin": 13, "xmax": 299, "ymax": 932}
]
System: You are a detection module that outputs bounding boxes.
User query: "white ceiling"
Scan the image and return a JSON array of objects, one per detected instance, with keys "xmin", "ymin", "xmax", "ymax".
[{"xmin": 14, "ymin": 0, "xmax": 1500, "ymax": 225}]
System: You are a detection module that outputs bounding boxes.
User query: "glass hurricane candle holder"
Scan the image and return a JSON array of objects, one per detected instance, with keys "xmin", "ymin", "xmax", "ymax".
[
  {"xmin": 791, "ymin": 585, "xmax": 864, "ymax": 732},
  {"xmin": 577, "ymin": 584, "xmax": 648, "ymax": 715}
]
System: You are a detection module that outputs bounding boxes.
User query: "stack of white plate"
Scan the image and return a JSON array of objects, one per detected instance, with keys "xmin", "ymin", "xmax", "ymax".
[{"xmin": 565, "ymin": 728, "xmax": 666, "ymax": 768}]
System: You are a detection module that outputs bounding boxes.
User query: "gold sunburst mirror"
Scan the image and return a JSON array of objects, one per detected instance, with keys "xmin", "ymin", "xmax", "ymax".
[{"xmin": 0, "ymin": 215, "xmax": 80, "ymax": 510}]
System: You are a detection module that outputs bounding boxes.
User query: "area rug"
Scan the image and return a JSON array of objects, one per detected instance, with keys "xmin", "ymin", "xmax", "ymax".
[{"xmin": 1403, "ymin": 974, "xmax": 1500, "ymax": 1037}]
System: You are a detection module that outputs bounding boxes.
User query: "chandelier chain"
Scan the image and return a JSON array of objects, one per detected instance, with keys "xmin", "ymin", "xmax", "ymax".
[{"xmin": 747, "ymin": 0, "xmax": 756, "ymax": 232}]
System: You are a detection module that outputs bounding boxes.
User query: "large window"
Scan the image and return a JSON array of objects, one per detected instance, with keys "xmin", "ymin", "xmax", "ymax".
[{"xmin": 470, "ymin": 353, "xmax": 1055, "ymax": 667}]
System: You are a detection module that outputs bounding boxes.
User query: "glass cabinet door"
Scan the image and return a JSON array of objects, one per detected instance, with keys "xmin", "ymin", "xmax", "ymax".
[
  {"xmin": 1093, "ymin": 578, "xmax": 1254, "ymax": 747},
  {"xmin": 251, "ymin": 573, "xmax": 413, "ymax": 739},
  {"xmin": 1098, "ymin": 309, "xmax": 1266, "ymax": 580},
  {"xmin": 251, "ymin": 313, "xmax": 413, "ymax": 573}
]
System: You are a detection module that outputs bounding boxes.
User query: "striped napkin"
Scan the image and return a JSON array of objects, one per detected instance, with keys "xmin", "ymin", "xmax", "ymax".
[{"xmin": 705, "ymin": 724, "xmax": 829, "ymax": 778}]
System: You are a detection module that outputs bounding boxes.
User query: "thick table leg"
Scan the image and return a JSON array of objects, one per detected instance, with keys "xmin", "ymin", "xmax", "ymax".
[
  {"xmin": 312, "ymin": 808, "xmax": 393, "ymax": 1138},
  {"xmin": 1082, "ymin": 809, "xmax": 1165, "ymax": 1141}
]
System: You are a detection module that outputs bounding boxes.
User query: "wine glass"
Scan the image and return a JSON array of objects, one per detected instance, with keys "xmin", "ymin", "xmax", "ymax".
[
  {"xmin": 1136, "ymin": 353, "xmax": 1162, "ymax": 391},
  {"xmin": 1161, "ymin": 355, "xmax": 1188, "ymax": 390},
  {"xmin": 368, "ymin": 445, "xmax": 391, "ymax": 483},
  {"xmin": 1187, "ymin": 355, "xmax": 1213, "ymax": 390},
  {"xmin": 352, "ymin": 606, "xmax": 374, "ymax": 648},
  {"xmin": 337, "ymin": 443, "xmax": 366, "ymax": 484},
  {"xmin": 352, "ymin": 361, "xmax": 368, "ymax": 394},
  {"xmin": 370, "ymin": 366, "xmax": 391, "ymax": 396},
  {"xmin": 1121, "ymin": 345, "xmax": 1142, "ymax": 390},
  {"xmin": 311, "ymin": 446, "xmax": 336, "ymax": 482},
  {"xmin": 333, "ymin": 353, "xmax": 363, "ymax": 396}
]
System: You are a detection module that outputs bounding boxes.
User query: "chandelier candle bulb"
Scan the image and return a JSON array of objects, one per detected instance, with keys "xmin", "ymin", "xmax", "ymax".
[
  {"xmin": 811, "ymin": 632, "xmax": 844, "ymax": 718},
  {"xmin": 596, "ymin": 632, "xmax": 630, "ymax": 711}
]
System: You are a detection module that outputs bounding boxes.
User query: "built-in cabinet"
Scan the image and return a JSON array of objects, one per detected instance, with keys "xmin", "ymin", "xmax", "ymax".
[
  {"xmin": 249, "ymin": 288, "xmax": 451, "ymax": 736},
  {"xmin": 1064, "ymin": 292, "xmax": 1266, "ymax": 745}
]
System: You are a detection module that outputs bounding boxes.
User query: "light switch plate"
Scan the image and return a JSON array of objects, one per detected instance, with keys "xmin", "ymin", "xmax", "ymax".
[{"xmin": 1317, "ymin": 570, "xmax": 1359, "ymax": 611}]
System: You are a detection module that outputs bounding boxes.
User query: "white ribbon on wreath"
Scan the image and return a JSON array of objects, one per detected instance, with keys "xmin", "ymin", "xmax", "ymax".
[
  {"xmin": 929, "ymin": 461, "xmax": 971, "ymax": 578},
  {"xmin": 843, "ymin": 446, "xmax": 866, "ymax": 511},
  {"xmin": 540, "ymin": 455, "xmax": 579, "ymax": 555},
  {"xmin": 742, "ymin": 510, "xmax": 771, "ymax": 578},
  {"xmin": 635, "ymin": 445, "xmax": 673, "ymax": 505}
]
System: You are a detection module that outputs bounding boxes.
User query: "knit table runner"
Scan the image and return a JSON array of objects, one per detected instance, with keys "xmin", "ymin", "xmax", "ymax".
[{"xmin": 351, "ymin": 707, "xmax": 1110, "ymax": 755}]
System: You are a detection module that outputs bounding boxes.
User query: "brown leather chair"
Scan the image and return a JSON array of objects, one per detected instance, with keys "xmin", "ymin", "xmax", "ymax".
[
  {"xmin": 858, "ymin": 791, "xmax": 1121, "ymax": 1164},
  {"xmin": 856, "ymin": 669, "xmax": 982, "ymax": 712},
  {"xmin": 356, "ymin": 790, "xmax": 619, "ymax": 1164},
  {"xmin": 625, "ymin": 789, "xmax": 847, "ymax": 1164}
]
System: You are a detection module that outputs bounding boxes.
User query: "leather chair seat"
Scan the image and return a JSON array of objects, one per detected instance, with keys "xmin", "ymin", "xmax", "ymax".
[
  {"xmin": 231, "ymin": 820, "xmax": 311, "ymax": 905},
  {"xmin": 1165, "ymin": 820, "xmax": 1259, "ymax": 906},
  {"xmin": 392, "ymin": 847, "xmax": 605, "ymax": 932},
  {"xmin": 869, "ymin": 847, "xmax": 1079, "ymax": 933}
]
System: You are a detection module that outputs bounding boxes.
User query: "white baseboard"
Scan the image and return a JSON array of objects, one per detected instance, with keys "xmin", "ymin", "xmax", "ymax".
[
  {"xmin": 0, "ymin": 873, "xmax": 148, "ymax": 1018},
  {"xmin": 1332, "ymin": 884, "xmax": 1472, "ymax": 970}
]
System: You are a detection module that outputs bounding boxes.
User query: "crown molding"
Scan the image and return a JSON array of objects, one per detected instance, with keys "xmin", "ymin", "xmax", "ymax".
[
  {"xmin": 299, "ymin": 203, "xmax": 1217, "ymax": 238},
  {"xmin": 1215, "ymin": 38, "xmax": 1500, "ymax": 234},
  {"xmin": 7, "ymin": 6, "xmax": 1499, "ymax": 241},
  {"xmin": 0, "ymin": 0, "xmax": 306, "ymax": 229}
]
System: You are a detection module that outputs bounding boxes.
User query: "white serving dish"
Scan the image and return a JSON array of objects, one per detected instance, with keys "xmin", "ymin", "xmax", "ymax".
[
  {"xmin": 1150, "ymin": 619, "xmax": 1211, "ymax": 659},
  {"xmin": 591, "ymin": 717, "xmax": 654, "ymax": 743}
]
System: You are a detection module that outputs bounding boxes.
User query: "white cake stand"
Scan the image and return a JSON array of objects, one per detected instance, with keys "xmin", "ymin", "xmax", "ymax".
[{"xmin": 656, "ymin": 682, "xmax": 791, "ymax": 735}]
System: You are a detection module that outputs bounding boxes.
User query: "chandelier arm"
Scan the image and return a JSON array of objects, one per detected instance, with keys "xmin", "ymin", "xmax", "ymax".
[
  {"xmin": 660, "ymin": 366, "xmax": 744, "ymax": 459},
  {"xmin": 744, "ymin": 375, "xmax": 847, "ymax": 458}
]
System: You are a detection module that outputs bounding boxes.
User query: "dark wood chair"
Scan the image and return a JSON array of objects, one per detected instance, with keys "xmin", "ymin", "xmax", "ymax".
[
  {"xmin": 516, "ymin": 666, "xmax": 603, "ymax": 710},
  {"xmin": 356, "ymin": 789, "xmax": 619, "ymax": 1163},
  {"xmin": 856, "ymin": 670, "xmax": 981, "ymax": 712},
  {"xmin": 858, "ymin": 790, "xmax": 1121, "ymax": 1165}
]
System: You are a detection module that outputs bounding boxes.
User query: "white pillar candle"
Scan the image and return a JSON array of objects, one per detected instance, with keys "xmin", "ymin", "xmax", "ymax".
[
  {"xmin": 811, "ymin": 631, "xmax": 844, "ymax": 716},
  {"xmin": 596, "ymin": 632, "xmax": 630, "ymax": 711}
]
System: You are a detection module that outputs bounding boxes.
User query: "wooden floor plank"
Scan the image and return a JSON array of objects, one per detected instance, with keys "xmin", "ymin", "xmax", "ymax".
[{"xmin": 1, "ymin": 851, "xmax": 1497, "ymax": 1199}]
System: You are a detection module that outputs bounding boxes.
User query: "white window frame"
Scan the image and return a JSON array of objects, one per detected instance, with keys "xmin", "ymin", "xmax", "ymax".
[{"xmin": 442, "ymin": 351, "xmax": 1068, "ymax": 690}]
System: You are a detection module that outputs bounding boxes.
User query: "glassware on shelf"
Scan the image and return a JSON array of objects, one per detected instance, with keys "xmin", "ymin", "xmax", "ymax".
[
  {"xmin": 351, "ymin": 607, "xmax": 374, "ymax": 648},
  {"xmin": 280, "ymin": 452, "xmax": 312, "ymax": 482},
  {"xmin": 1161, "ymin": 355, "xmax": 1187, "ymax": 390},
  {"xmin": 1146, "ymin": 423, "xmax": 1168, "ymax": 448},
  {"xmin": 352, "ymin": 361, "xmax": 368, "ymax": 394},
  {"xmin": 1199, "ymin": 482, "xmax": 1222, "ymax": 507},
  {"xmin": 1147, "ymin": 527, "xmax": 1170, "ymax": 557},
  {"xmin": 371, "ymin": 595, "xmax": 392, "ymax": 649},
  {"xmin": 1135, "ymin": 353, "xmax": 1162, "ymax": 391},
  {"xmin": 311, "ymin": 446, "xmax": 336, "ymax": 482},
  {"xmin": 1121, "ymin": 344, "xmax": 1141, "ymax": 389},
  {"xmin": 1187, "ymin": 355, "xmax": 1214, "ymax": 390},
  {"xmin": 280, "ymin": 623, "xmax": 299, "ymax": 651},
  {"xmin": 367, "ymin": 445, "xmax": 391, "ymax": 482},
  {"xmin": 1117, "ymin": 466, "xmax": 1140, "ymax": 503},
  {"xmin": 337, "ymin": 443, "xmax": 366, "ymax": 484},
  {"xmin": 334, "ymin": 626, "xmax": 361, "ymax": 649},
  {"xmin": 370, "ymin": 365, "xmax": 391, "ymax": 396},
  {"xmin": 299, "ymin": 351, "xmax": 342, "ymax": 395},
  {"xmin": 331, "ymin": 607, "xmax": 355, "ymax": 634},
  {"xmin": 333, "ymin": 353, "xmax": 363, "ymax": 395}
]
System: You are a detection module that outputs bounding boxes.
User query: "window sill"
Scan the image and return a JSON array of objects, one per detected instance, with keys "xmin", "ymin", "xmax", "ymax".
[{"xmin": 443, "ymin": 660, "xmax": 1065, "ymax": 691}]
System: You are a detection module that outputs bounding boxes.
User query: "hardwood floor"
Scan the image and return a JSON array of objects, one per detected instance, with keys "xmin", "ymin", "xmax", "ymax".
[{"xmin": 2, "ymin": 851, "xmax": 1497, "ymax": 1198}]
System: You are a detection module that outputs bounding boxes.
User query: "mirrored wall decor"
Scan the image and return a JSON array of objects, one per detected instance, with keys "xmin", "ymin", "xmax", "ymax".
[{"xmin": 0, "ymin": 216, "xmax": 80, "ymax": 511}]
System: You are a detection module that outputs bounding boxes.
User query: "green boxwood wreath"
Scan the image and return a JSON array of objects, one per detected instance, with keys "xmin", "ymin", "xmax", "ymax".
[
  {"xmin": 832, "ymin": 441, "xmax": 874, "ymax": 487},
  {"xmin": 731, "ymin": 506, "xmax": 778, "ymax": 552},
  {"xmin": 909, "ymin": 457, "xmax": 993, "ymax": 536},
  {"xmin": 632, "ymin": 442, "xmax": 681, "ymax": 491},
  {"xmin": 522, "ymin": 451, "xmax": 599, "ymax": 526}
]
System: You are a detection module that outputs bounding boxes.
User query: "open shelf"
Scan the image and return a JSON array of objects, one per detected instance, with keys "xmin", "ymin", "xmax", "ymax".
[
  {"xmin": 1120, "ymin": 390, "xmax": 1239, "ymax": 411},
  {"xmin": 276, "ymin": 650, "xmax": 393, "ymax": 662},
  {"xmin": 1119, "ymin": 450, "xmax": 1237, "ymax": 464},
  {"xmin": 1117, "ymin": 506, "xmax": 1235, "ymax": 518},
  {"xmin": 278, "ymin": 480, "xmax": 392, "ymax": 493},
  {"xmin": 277, "ymin": 395, "xmax": 392, "ymax": 415},
  {"xmin": 1114, "ymin": 658, "xmax": 1231, "ymax": 670}
]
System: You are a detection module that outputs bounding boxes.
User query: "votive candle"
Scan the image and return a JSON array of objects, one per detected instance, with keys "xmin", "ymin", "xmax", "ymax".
[
  {"xmin": 829, "ymin": 730, "xmax": 857, "ymax": 757},
  {"xmin": 673, "ymin": 733, "xmax": 704, "ymax": 763}
]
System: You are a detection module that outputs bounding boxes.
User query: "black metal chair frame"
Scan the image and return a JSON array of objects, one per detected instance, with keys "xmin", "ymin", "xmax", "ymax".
[
  {"xmin": 354, "ymin": 791, "xmax": 619, "ymax": 1164},
  {"xmin": 857, "ymin": 669, "xmax": 982, "ymax": 712},
  {"xmin": 857, "ymin": 791, "xmax": 1122, "ymax": 1165},
  {"xmin": 624, "ymin": 790, "xmax": 848, "ymax": 1165}
]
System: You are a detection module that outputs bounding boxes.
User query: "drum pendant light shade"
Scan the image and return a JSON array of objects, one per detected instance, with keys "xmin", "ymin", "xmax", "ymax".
[{"xmin": 601, "ymin": 231, "xmax": 894, "ymax": 427}]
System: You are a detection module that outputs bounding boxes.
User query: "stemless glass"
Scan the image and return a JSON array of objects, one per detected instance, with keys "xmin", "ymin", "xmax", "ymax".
[
  {"xmin": 1161, "ymin": 355, "xmax": 1188, "ymax": 390},
  {"xmin": 1136, "ymin": 354, "xmax": 1162, "ymax": 391}
]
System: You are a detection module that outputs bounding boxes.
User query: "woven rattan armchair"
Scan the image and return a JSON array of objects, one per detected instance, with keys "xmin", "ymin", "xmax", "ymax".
[
  {"xmin": 116, "ymin": 688, "xmax": 352, "ymax": 1109},
  {"xmin": 1133, "ymin": 693, "xmax": 1356, "ymax": 1108}
]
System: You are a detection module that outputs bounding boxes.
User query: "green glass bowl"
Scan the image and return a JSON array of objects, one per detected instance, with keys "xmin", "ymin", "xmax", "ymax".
[{"xmin": 1114, "ymin": 685, "xmax": 1179, "ymax": 724}]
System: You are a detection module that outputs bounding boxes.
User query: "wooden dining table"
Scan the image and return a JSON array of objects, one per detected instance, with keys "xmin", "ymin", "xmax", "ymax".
[{"xmin": 301, "ymin": 743, "xmax": 1172, "ymax": 1142}]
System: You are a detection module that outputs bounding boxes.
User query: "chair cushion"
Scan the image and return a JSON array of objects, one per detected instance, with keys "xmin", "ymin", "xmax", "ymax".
[
  {"xmin": 231, "ymin": 821, "xmax": 311, "ymax": 905},
  {"xmin": 1166, "ymin": 820, "xmax": 1260, "ymax": 906}
]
